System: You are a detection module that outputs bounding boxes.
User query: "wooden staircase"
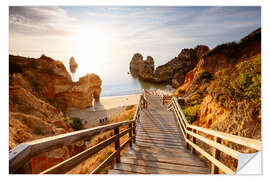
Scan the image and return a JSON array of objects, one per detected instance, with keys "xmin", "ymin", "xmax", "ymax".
[
  {"xmin": 109, "ymin": 94, "xmax": 209, "ymax": 174},
  {"xmin": 9, "ymin": 90, "xmax": 261, "ymax": 174}
]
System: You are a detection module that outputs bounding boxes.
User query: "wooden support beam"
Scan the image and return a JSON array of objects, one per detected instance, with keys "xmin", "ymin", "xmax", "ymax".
[
  {"xmin": 129, "ymin": 122, "xmax": 132, "ymax": 147},
  {"xmin": 211, "ymin": 136, "xmax": 222, "ymax": 174},
  {"xmin": 132, "ymin": 121, "xmax": 136, "ymax": 144},
  {"xmin": 191, "ymin": 129, "xmax": 197, "ymax": 154},
  {"xmin": 114, "ymin": 127, "xmax": 120, "ymax": 163}
]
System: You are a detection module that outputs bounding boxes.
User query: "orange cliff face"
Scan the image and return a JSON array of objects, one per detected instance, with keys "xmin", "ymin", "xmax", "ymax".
[
  {"xmin": 171, "ymin": 28, "xmax": 261, "ymax": 171},
  {"xmin": 9, "ymin": 54, "xmax": 102, "ymax": 173},
  {"xmin": 9, "ymin": 55, "xmax": 102, "ymax": 113},
  {"xmin": 129, "ymin": 45, "xmax": 209, "ymax": 86},
  {"xmin": 172, "ymin": 28, "xmax": 261, "ymax": 135}
]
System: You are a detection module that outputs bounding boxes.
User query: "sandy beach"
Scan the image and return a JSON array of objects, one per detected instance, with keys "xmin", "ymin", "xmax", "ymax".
[{"xmin": 66, "ymin": 94, "xmax": 140, "ymax": 128}]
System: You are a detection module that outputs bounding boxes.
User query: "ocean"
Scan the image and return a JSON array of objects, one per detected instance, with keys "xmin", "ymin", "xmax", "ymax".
[
  {"xmin": 70, "ymin": 66, "xmax": 167, "ymax": 97},
  {"xmin": 9, "ymin": 50, "xmax": 170, "ymax": 98}
]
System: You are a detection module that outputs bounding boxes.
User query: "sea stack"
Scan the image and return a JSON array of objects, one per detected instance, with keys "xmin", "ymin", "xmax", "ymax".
[{"xmin": 69, "ymin": 56, "xmax": 78, "ymax": 73}]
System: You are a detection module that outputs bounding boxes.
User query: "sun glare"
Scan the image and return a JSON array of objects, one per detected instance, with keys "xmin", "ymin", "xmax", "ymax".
[{"xmin": 75, "ymin": 28, "xmax": 107, "ymax": 67}]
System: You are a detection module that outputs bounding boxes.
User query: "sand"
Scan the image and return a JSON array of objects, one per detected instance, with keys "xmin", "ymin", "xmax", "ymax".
[{"xmin": 66, "ymin": 94, "xmax": 140, "ymax": 128}]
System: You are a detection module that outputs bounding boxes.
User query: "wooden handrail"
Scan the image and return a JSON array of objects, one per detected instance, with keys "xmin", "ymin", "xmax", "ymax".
[
  {"xmin": 9, "ymin": 90, "xmax": 145, "ymax": 174},
  {"xmin": 168, "ymin": 96, "xmax": 261, "ymax": 174}
]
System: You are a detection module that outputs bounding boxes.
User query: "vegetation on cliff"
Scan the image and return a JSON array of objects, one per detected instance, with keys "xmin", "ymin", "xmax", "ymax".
[{"xmin": 171, "ymin": 28, "xmax": 261, "ymax": 172}]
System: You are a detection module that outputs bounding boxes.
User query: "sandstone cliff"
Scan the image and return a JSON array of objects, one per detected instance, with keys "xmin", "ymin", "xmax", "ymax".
[
  {"xmin": 69, "ymin": 56, "xmax": 78, "ymax": 73},
  {"xmin": 172, "ymin": 28, "xmax": 261, "ymax": 171},
  {"xmin": 9, "ymin": 54, "xmax": 102, "ymax": 173},
  {"xmin": 9, "ymin": 55, "xmax": 102, "ymax": 112},
  {"xmin": 129, "ymin": 45, "xmax": 209, "ymax": 87}
]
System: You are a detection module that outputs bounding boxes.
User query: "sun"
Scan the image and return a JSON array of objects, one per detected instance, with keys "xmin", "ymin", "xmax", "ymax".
[{"xmin": 75, "ymin": 28, "xmax": 106, "ymax": 64}]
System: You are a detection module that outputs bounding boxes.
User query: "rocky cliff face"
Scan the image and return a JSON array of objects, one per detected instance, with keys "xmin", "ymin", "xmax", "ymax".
[
  {"xmin": 9, "ymin": 55, "xmax": 102, "ymax": 112},
  {"xmin": 172, "ymin": 28, "xmax": 261, "ymax": 171},
  {"xmin": 129, "ymin": 45, "xmax": 209, "ymax": 87},
  {"xmin": 69, "ymin": 56, "xmax": 78, "ymax": 73},
  {"xmin": 9, "ymin": 54, "xmax": 102, "ymax": 173}
]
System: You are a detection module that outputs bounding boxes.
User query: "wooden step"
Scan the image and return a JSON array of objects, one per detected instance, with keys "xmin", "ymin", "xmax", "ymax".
[
  {"xmin": 114, "ymin": 162, "xmax": 193, "ymax": 174},
  {"xmin": 135, "ymin": 136, "xmax": 184, "ymax": 143},
  {"xmin": 122, "ymin": 149, "xmax": 206, "ymax": 167},
  {"xmin": 136, "ymin": 130, "xmax": 180, "ymax": 136},
  {"xmin": 135, "ymin": 141, "xmax": 185, "ymax": 149},
  {"xmin": 135, "ymin": 139, "xmax": 185, "ymax": 147},
  {"xmin": 125, "ymin": 148, "xmax": 197, "ymax": 159},
  {"xmin": 120, "ymin": 157, "xmax": 210, "ymax": 174},
  {"xmin": 132, "ymin": 144, "xmax": 186, "ymax": 153},
  {"xmin": 108, "ymin": 169, "xmax": 138, "ymax": 174},
  {"xmin": 136, "ymin": 128, "xmax": 179, "ymax": 133}
]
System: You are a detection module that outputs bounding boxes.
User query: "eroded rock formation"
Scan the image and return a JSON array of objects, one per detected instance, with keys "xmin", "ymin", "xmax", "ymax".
[
  {"xmin": 9, "ymin": 54, "xmax": 103, "ymax": 173},
  {"xmin": 9, "ymin": 55, "xmax": 102, "ymax": 112},
  {"xmin": 129, "ymin": 45, "xmax": 209, "ymax": 88},
  {"xmin": 69, "ymin": 56, "xmax": 78, "ymax": 73}
]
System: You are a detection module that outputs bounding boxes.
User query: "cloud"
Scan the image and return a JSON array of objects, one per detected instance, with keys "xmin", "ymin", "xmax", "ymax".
[{"xmin": 9, "ymin": 6, "xmax": 77, "ymax": 37}]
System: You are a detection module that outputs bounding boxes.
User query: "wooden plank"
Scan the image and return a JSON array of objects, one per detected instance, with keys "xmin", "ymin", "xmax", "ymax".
[
  {"xmin": 135, "ymin": 139, "xmax": 185, "ymax": 147},
  {"xmin": 114, "ymin": 163, "xmax": 198, "ymax": 174},
  {"xmin": 109, "ymin": 169, "xmax": 138, "ymax": 174},
  {"xmin": 10, "ymin": 119, "xmax": 136, "ymax": 173},
  {"xmin": 136, "ymin": 129, "xmax": 180, "ymax": 135},
  {"xmin": 211, "ymin": 137, "xmax": 222, "ymax": 174},
  {"xmin": 137, "ymin": 126, "xmax": 177, "ymax": 130},
  {"xmin": 188, "ymin": 125, "xmax": 261, "ymax": 150},
  {"xmin": 135, "ymin": 141, "xmax": 184, "ymax": 149},
  {"xmin": 91, "ymin": 138, "xmax": 132, "ymax": 174},
  {"xmin": 185, "ymin": 139, "xmax": 235, "ymax": 174},
  {"xmin": 132, "ymin": 144, "xmax": 186, "ymax": 153},
  {"xmin": 125, "ymin": 149, "xmax": 199, "ymax": 159},
  {"xmin": 135, "ymin": 136, "xmax": 184, "ymax": 143},
  {"xmin": 136, "ymin": 135, "xmax": 184, "ymax": 141},
  {"xmin": 123, "ymin": 150, "xmax": 206, "ymax": 167},
  {"xmin": 9, "ymin": 143, "xmax": 31, "ymax": 173},
  {"xmin": 187, "ymin": 130, "xmax": 238, "ymax": 159},
  {"xmin": 120, "ymin": 157, "xmax": 209, "ymax": 174},
  {"xmin": 41, "ymin": 127, "xmax": 132, "ymax": 174}
]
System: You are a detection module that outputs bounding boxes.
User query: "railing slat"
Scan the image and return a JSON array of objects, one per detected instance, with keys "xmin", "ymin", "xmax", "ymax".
[
  {"xmin": 168, "ymin": 96, "xmax": 261, "ymax": 174},
  {"xmin": 185, "ymin": 139, "xmax": 235, "ymax": 174},
  {"xmin": 41, "ymin": 127, "xmax": 134, "ymax": 174},
  {"xmin": 187, "ymin": 130, "xmax": 238, "ymax": 159},
  {"xmin": 91, "ymin": 137, "xmax": 132, "ymax": 174},
  {"xmin": 188, "ymin": 125, "xmax": 261, "ymax": 151}
]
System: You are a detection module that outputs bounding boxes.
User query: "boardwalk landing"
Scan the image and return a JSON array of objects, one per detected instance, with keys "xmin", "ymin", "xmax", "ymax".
[{"xmin": 109, "ymin": 94, "xmax": 209, "ymax": 174}]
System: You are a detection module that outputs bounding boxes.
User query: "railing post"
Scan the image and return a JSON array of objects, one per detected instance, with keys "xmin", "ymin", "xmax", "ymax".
[
  {"xmin": 15, "ymin": 161, "xmax": 32, "ymax": 174},
  {"xmin": 114, "ymin": 127, "xmax": 120, "ymax": 163},
  {"xmin": 132, "ymin": 121, "xmax": 136, "ymax": 144},
  {"xmin": 211, "ymin": 136, "xmax": 221, "ymax": 174},
  {"xmin": 186, "ymin": 127, "xmax": 190, "ymax": 150},
  {"xmin": 129, "ymin": 122, "xmax": 132, "ymax": 147},
  {"xmin": 191, "ymin": 129, "xmax": 197, "ymax": 154}
]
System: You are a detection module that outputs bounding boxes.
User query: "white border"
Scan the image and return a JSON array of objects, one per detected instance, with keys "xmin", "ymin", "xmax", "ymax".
[{"xmin": 2, "ymin": 0, "xmax": 269, "ymax": 180}]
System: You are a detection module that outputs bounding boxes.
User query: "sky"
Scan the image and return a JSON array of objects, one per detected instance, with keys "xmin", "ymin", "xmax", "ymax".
[{"xmin": 9, "ymin": 6, "xmax": 261, "ymax": 83}]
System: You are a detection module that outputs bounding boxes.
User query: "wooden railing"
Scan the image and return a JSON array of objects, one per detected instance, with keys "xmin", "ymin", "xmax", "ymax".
[
  {"xmin": 168, "ymin": 96, "xmax": 261, "ymax": 174},
  {"xmin": 9, "ymin": 93, "xmax": 144, "ymax": 174}
]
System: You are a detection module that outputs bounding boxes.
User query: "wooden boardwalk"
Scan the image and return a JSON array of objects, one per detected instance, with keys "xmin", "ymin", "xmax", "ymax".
[{"xmin": 109, "ymin": 94, "xmax": 209, "ymax": 174}]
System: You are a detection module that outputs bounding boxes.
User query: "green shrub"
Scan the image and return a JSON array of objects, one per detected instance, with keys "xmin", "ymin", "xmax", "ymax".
[
  {"xmin": 68, "ymin": 117, "xmax": 84, "ymax": 131},
  {"xmin": 185, "ymin": 90, "xmax": 204, "ymax": 106},
  {"xmin": 127, "ymin": 113, "xmax": 135, "ymax": 121},
  {"xmin": 183, "ymin": 104, "xmax": 200, "ymax": 124},
  {"xmin": 213, "ymin": 55, "xmax": 261, "ymax": 109}
]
